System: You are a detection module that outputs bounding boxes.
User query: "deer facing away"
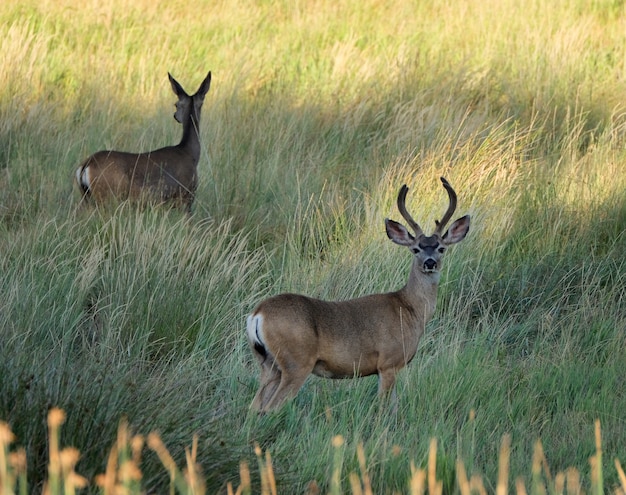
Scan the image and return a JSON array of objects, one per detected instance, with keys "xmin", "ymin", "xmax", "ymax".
[
  {"xmin": 75, "ymin": 71, "xmax": 212, "ymax": 213},
  {"xmin": 246, "ymin": 177, "xmax": 470, "ymax": 413}
]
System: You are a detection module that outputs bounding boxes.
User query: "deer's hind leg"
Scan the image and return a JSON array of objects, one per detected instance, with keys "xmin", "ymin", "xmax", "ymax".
[
  {"xmin": 251, "ymin": 357, "xmax": 281, "ymax": 412},
  {"xmin": 261, "ymin": 371, "xmax": 308, "ymax": 412},
  {"xmin": 260, "ymin": 353, "xmax": 317, "ymax": 412}
]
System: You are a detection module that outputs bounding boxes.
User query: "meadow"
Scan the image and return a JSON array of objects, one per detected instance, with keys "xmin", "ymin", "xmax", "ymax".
[{"xmin": 1, "ymin": 0, "xmax": 626, "ymax": 493}]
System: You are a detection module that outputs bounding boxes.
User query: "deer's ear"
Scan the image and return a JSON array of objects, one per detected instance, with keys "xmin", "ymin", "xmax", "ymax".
[
  {"xmin": 443, "ymin": 215, "xmax": 470, "ymax": 245},
  {"xmin": 385, "ymin": 219, "xmax": 415, "ymax": 246},
  {"xmin": 195, "ymin": 71, "xmax": 212, "ymax": 99},
  {"xmin": 168, "ymin": 73, "xmax": 188, "ymax": 98}
]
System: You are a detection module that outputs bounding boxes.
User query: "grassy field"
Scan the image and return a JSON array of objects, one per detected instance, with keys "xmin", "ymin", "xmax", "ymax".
[{"xmin": 1, "ymin": 0, "xmax": 626, "ymax": 493}]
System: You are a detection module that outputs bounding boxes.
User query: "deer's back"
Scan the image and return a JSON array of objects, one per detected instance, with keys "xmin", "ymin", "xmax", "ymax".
[
  {"xmin": 253, "ymin": 291, "xmax": 425, "ymax": 377},
  {"xmin": 84, "ymin": 147, "xmax": 197, "ymax": 201}
]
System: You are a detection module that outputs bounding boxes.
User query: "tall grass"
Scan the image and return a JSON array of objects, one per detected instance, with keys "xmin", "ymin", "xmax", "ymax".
[{"xmin": 1, "ymin": 0, "xmax": 626, "ymax": 492}]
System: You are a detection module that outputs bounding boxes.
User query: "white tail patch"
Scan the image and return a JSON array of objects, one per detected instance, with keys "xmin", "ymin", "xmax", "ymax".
[
  {"xmin": 246, "ymin": 313, "xmax": 265, "ymax": 349},
  {"xmin": 76, "ymin": 165, "xmax": 91, "ymax": 192}
]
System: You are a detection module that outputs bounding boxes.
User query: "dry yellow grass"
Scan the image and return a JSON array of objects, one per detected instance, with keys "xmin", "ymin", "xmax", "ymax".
[{"xmin": 1, "ymin": 410, "xmax": 624, "ymax": 494}]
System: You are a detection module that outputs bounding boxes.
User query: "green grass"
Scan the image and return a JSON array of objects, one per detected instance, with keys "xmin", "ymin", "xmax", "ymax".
[{"xmin": 1, "ymin": 0, "xmax": 626, "ymax": 493}]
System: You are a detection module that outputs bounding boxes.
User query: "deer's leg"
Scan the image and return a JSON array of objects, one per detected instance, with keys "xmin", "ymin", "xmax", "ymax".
[
  {"xmin": 378, "ymin": 368, "xmax": 399, "ymax": 413},
  {"xmin": 260, "ymin": 353, "xmax": 316, "ymax": 412},
  {"xmin": 377, "ymin": 368, "xmax": 397, "ymax": 395},
  {"xmin": 183, "ymin": 192, "xmax": 195, "ymax": 215},
  {"xmin": 251, "ymin": 360, "xmax": 281, "ymax": 411},
  {"xmin": 260, "ymin": 371, "xmax": 309, "ymax": 412}
]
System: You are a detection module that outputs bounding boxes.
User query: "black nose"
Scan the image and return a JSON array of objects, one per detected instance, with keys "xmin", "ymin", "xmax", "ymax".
[{"xmin": 424, "ymin": 259, "xmax": 437, "ymax": 271}]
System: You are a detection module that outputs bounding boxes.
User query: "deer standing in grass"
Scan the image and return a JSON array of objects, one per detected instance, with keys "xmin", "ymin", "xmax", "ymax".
[
  {"xmin": 75, "ymin": 71, "xmax": 212, "ymax": 213},
  {"xmin": 246, "ymin": 177, "xmax": 470, "ymax": 412}
]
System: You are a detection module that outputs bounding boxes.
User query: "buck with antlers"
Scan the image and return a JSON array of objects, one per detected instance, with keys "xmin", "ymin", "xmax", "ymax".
[
  {"xmin": 246, "ymin": 177, "xmax": 470, "ymax": 412},
  {"xmin": 75, "ymin": 71, "xmax": 212, "ymax": 213}
]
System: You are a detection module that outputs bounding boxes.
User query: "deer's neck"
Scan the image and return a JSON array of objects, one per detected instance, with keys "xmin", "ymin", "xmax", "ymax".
[
  {"xmin": 401, "ymin": 259, "xmax": 440, "ymax": 322},
  {"xmin": 178, "ymin": 110, "xmax": 202, "ymax": 161}
]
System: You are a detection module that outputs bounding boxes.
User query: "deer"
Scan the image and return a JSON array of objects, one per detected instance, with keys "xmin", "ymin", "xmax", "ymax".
[
  {"xmin": 246, "ymin": 177, "xmax": 471, "ymax": 413},
  {"xmin": 75, "ymin": 71, "xmax": 212, "ymax": 213}
]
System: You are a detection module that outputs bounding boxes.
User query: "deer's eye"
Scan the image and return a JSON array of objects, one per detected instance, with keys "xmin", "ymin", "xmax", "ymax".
[
  {"xmin": 411, "ymin": 247, "xmax": 420, "ymax": 254},
  {"xmin": 438, "ymin": 246, "xmax": 446, "ymax": 253}
]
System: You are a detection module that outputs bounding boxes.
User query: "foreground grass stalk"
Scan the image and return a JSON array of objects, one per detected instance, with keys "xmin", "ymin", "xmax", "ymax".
[
  {"xmin": 252, "ymin": 444, "xmax": 276, "ymax": 495},
  {"xmin": 43, "ymin": 409, "xmax": 87, "ymax": 495},
  {"xmin": 147, "ymin": 432, "xmax": 190, "ymax": 495},
  {"xmin": 456, "ymin": 459, "xmax": 470, "ymax": 495},
  {"xmin": 427, "ymin": 439, "xmax": 442, "ymax": 495},
  {"xmin": 0, "ymin": 422, "xmax": 25, "ymax": 495},
  {"xmin": 496, "ymin": 435, "xmax": 511, "ymax": 495},
  {"xmin": 614, "ymin": 459, "xmax": 626, "ymax": 494},
  {"xmin": 590, "ymin": 420, "xmax": 603, "ymax": 495},
  {"xmin": 409, "ymin": 461, "xmax": 426, "ymax": 495},
  {"xmin": 184, "ymin": 435, "xmax": 205, "ymax": 495},
  {"xmin": 356, "ymin": 443, "xmax": 372, "ymax": 495},
  {"xmin": 95, "ymin": 418, "xmax": 143, "ymax": 495},
  {"xmin": 45, "ymin": 409, "xmax": 63, "ymax": 495},
  {"xmin": 330, "ymin": 435, "xmax": 346, "ymax": 495},
  {"xmin": 226, "ymin": 461, "xmax": 251, "ymax": 495}
]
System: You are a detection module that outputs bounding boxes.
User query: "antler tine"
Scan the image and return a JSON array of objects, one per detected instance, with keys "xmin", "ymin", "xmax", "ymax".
[
  {"xmin": 435, "ymin": 177, "xmax": 458, "ymax": 234},
  {"xmin": 397, "ymin": 184, "xmax": 423, "ymax": 236}
]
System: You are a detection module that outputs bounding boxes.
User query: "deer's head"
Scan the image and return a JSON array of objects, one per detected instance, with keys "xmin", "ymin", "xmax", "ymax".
[
  {"xmin": 168, "ymin": 71, "xmax": 212, "ymax": 124},
  {"xmin": 385, "ymin": 177, "xmax": 470, "ymax": 274}
]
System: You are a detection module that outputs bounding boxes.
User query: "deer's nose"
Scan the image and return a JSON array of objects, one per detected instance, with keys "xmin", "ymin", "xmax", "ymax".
[{"xmin": 424, "ymin": 259, "xmax": 437, "ymax": 271}]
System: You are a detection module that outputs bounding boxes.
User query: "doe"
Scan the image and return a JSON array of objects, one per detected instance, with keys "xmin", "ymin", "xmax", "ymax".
[
  {"xmin": 75, "ymin": 71, "xmax": 212, "ymax": 213},
  {"xmin": 246, "ymin": 177, "xmax": 470, "ymax": 412}
]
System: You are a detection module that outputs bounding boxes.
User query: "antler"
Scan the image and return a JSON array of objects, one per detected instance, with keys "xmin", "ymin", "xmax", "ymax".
[
  {"xmin": 397, "ymin": 185, "xmax": 423, "ymax": 236},
  {"xmin": 435, "ymin": 177, "xmax": 457, "ymax": 234}
]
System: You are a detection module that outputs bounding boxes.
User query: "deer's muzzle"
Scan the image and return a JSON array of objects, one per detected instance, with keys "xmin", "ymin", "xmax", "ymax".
[{"xmin": 423, "ymin": 259, "xmax": 437, "ymax": 272}]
